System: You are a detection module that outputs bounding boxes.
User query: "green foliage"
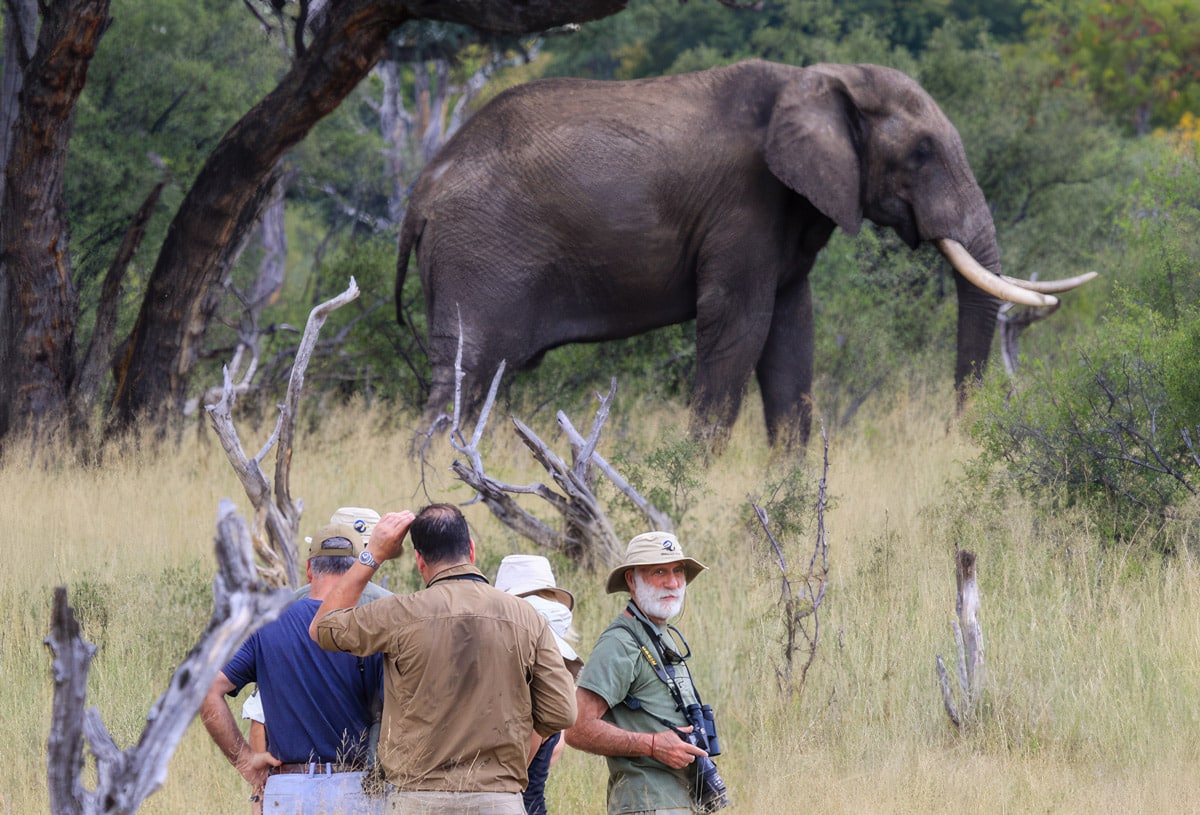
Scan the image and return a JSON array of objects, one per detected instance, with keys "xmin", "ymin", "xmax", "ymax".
[
  {"xmin": 610, "ymin": 431, "xmax": 708, "ymax": 525},
  {"xmin": 268, "ymin": 234, "xmax": 430, "ymax": 412},
  {"xmin": 810, "ymin": 229, "xmax": 955, "ymax": 430},
  {"xmin": 68, "ymin": 0, "xmax": 283, "ymax": 293},
  {"xmin": 1026, "ymin": 0, "xmax": 1200, "ymax": 135},
  {"xmin": 748, "ymin": 460, "xmax": 819, "ymax": 541},
  {"xmin": 967, "ymin": 141, "xmax": 1200, "ymax": 545},
  {"xmin": 542, "ymin": 0, "xmax": 1034, "ymax": 80},
  {"xmin": 969, "ymin": 308, "xmax": 1200, "ymax": 545}
]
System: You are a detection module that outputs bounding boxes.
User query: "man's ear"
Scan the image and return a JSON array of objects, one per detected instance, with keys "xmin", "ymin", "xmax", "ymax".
[
  {"xmin": 623, "ymin": 568, "xmax": 635, "ymax": 592},
  {"xmin": 305, "ymin": 560, "xmax": 314, "ymax": 584},
  {"xmin": 468, "ymin": 538, "xmax": 477, "ymax": 564}
]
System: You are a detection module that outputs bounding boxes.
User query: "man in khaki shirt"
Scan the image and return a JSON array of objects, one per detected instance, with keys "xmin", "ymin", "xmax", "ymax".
[{"xmin": 310, "ymin": 504, "xmax": 577, "ymax": 815}]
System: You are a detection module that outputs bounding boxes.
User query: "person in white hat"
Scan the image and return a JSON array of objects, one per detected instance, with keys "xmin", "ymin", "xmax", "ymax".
[
  {"xmin": 495, "ymin": 555, "xmax": 583, "ymax": 815},
  {"xmin": 565, "ymin": 531, "xmax": 729, "ymax": 814}
]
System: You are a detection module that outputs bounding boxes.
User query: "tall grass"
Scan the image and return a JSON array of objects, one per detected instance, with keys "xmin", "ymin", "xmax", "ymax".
[{"xmin": 4, "ymin": 389, "xmax": 1200, "ymax": 814}]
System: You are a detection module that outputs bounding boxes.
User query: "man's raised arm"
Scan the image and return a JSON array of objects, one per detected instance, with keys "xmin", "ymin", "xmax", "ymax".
[{"xmin": 308, "ymin": 510, "xmax": 414, "ymax": 643}]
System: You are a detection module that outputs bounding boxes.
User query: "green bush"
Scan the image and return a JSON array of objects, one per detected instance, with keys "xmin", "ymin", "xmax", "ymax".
[{"xmin": 967, "ymin": 141, "xmax": 1200, "ymax": 547}]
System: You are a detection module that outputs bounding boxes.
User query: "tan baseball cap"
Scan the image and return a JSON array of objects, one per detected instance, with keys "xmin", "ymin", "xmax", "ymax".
[
  {"xmin": 604, "ymin": 531, "xmax": 707, "ymax": 594},
  {"xmin": 307, "ymin": 522, "xmax": 365, "ymax": 559},
  {"xmin": 328, "ymin": 507, "xmax": 380, "ymax": 546}
]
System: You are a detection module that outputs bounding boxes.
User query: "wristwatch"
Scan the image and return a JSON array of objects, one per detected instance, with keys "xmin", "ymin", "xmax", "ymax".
[{"xmin": 358, "ymin": 549, "xmax": 380, "ymax": 570}]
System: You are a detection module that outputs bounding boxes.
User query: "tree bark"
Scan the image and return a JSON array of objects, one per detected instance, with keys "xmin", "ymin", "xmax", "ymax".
[
  {"xmin": 0, "ymin": 0, "xmax": 111, "ymax": 443},
  {"xmin": 70, "ymin": 180, "xmax": 164, "ymax": 442},
  {"xmin": 108, "ymin": 0, "xmax": 629, "ymax": 434}
]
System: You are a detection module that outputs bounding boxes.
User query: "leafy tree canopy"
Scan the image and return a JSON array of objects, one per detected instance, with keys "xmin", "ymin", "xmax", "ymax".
[{"xmin": 1026, "ymin": 0, "xmax": 1200, "ymax": 135}]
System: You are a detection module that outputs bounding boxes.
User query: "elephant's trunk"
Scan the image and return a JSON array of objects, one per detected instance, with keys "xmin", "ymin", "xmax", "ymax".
[
  {"xmin": 938, "ymin": 236, "xmax": 1036, "ymax": 405},
  {"xmin": 939, "ymin": 236, "xmax": 1096, "ymax": 405}
]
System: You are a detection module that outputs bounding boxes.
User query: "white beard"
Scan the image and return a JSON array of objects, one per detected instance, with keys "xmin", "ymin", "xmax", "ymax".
[{"xmin": 631, "ymin": 571, "xmax": 685, "ymax": 621}]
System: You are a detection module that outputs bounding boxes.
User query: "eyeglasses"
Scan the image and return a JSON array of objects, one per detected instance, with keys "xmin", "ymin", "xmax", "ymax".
[{"xmin": 659, "ymin": 625, "xmax": 692, "ymax": 664}]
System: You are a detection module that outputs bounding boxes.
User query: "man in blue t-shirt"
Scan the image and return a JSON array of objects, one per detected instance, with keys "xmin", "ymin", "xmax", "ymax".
[{"xmin": 201, "ymin": 522, "xmax": 385, "ymax": 813}]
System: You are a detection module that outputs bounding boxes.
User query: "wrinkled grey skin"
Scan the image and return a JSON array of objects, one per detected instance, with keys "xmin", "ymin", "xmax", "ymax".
[{"xmin": 397, "ymin": 60, "xmax": 1004, "ymax": 448}]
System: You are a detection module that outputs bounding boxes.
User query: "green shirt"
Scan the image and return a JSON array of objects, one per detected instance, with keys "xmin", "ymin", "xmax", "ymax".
[{"xmin": 576, "ymin": 612, "xmax": 701, "ymax": 814}]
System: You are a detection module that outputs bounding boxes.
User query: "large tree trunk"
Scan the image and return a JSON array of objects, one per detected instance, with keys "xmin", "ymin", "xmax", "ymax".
[
  {"xmin": 0, "ymin": 0, "xmax": 111, "ymax": 443},
  {"xmin": 108, "ymin": 3, "xmax": 400, "ymax": 433},
  {"xmin": 108, "ymin": 0, "xmax": 629, "ymax": 434}
]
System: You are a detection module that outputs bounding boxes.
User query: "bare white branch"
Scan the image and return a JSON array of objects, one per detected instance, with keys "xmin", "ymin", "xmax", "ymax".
[
  {"xmin": 936, "ymin": 546, "xmax": 986, "ymax": 730},
  {"xmin": 442, "ymin": 338, "xmax": 661, "ymax": 567},
  {"xmin": 205, "ymin": 277, "xmax": 360, "ymax": 587},
  {"xmin": 46, "ymin": 501, "xmax": 293, "ymax": 814}
]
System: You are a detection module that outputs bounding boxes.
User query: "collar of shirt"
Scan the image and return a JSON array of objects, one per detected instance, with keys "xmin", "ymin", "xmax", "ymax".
[{"xmin": 425, "ymin": 562, "xmax": 487, "ymax": 587}]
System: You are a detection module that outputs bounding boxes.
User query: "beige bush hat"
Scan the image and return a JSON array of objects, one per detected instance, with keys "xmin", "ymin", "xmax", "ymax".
[
  {"xmin": 605, "ymin": 531, "xmax": 707, "ymax": 594},
  {"xmin": 307, "ymin": 522, "xmax": 365, "ymax": 559},
  {"xmin": 495, "ymin": 554, "xmax": 575, "ymax": 610}
]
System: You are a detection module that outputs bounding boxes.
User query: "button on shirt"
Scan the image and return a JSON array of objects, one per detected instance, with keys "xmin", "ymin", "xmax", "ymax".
[{"xmin": 314, "ymin": 564, "xmax": 577, "ymax": 794}]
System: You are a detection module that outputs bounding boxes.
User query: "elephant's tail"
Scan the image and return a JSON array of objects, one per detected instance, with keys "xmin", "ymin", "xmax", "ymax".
[{"xmin": 395, "ymin": 207, "xmax": 424, "ymax": 331}]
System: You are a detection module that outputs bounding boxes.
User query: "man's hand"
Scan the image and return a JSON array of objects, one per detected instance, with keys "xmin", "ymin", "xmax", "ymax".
[
  {"xmin": 368, "ymin": 511, "xmax": 415, "ymax": 563},
  {"xmin": 310, "ymin": 509, "xmax": 416, "ymax": 644},
  {"xmin": 648, "ymin": 725, "xmax": 708, "ymax": 770},
  {"xmin": 234, "ymin": 748, "xmax": 281, "ymax": 791},
  {"xmin": 566, "ymin": 688, "xmax": 707, "ymax": 768}
]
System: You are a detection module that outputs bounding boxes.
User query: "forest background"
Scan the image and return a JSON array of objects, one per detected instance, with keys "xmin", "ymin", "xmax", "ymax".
[{"xmin": 3, "ymin": 0, "xmax": 1200, "ymax": 812}]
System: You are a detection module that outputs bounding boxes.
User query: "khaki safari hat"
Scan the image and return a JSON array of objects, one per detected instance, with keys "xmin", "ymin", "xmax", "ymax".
[
  {"xmin": 605, "ymin": 531, "xmax": 707, "ymax": 594},
  {"xmin": 307, "ymin": 522, "xmax": 365, "ymax": 559},
  {"xmin": 495, "ymin": 554, "xmax": 575, "ymax": 610}
]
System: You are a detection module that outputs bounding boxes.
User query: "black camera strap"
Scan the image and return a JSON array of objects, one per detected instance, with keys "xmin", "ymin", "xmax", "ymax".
[{"xmin": 618, "ymin": 602, "xmax": 704, "ymax": 722}]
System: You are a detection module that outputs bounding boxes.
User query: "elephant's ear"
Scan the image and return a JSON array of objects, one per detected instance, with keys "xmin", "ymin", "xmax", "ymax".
[{"xmin": 764, "ymin": 68, "xmax": 863, "ymax": 236}]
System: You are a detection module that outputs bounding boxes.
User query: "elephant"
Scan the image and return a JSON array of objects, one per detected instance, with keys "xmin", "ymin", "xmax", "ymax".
[{"xmin": 395, "ymin": 59, "xmax": 1092, "ymax": 448}]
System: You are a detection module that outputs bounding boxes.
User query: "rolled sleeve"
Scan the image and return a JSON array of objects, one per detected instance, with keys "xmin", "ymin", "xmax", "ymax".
[{"xmin": 576, "ymin": 626, "xmax": 640, "ymax": 709}]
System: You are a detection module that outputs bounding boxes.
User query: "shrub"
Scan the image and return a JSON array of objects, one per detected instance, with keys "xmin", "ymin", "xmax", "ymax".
[{"xmin": 967, "ymin": 141, "xmax": 1200, "ymax": 547}]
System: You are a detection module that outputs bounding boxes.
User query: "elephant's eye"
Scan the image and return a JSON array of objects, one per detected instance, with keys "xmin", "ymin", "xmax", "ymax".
[{"xmin": 911, "ymin": 136, "xmax": 936, "ymax": 167}]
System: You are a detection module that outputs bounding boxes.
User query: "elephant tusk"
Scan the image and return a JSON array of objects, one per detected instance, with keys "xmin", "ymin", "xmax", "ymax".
[
  {"xmin": 936, "ymin": 239, "xmax": 1059, "ymax": 309},
  {"xmin": 1000, "ymin": 271, "xmax": 1099, "ymax": 294}
]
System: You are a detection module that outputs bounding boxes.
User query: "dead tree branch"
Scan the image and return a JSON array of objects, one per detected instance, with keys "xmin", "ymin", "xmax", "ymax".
[
  {"xmin": 754, "ymin": 424, "xmax": 830, "ymax": 694},
  {"xmin": 45, "ymin": 501, "xmax": 292, "ymax": 815},
  {"xmin": 437, "ymin": 327, "xmax": 667, "ymax": 567},
  {"xmin": 936, "ymin": 545, "xmax": 986, "ymax": 729},
  {"xmin": 448, "ymin": 375, "xmax": 636, "ymax": 567},
  {"xmin": 997, "ymin": 293, "xmax": 1055, "ymax": 377},
  {"xmin": 205, "ymin": 277, "xmax": 360, "ymax": 587}
]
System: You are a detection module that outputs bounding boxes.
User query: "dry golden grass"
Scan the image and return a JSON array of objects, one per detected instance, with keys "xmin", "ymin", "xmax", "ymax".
[{"xmin": 4, "ymin": 388, "xmax": 1200, "ymax": 814}]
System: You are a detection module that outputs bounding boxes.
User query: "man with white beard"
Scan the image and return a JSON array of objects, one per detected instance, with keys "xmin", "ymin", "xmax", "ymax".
[{"xmin": 566, "ymin": 532, "xmax": 730, "ymax": 814}]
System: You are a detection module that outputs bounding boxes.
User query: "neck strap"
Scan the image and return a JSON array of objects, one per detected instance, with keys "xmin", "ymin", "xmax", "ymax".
[{"xmin": 626, "ymin": 601, "xmax": 692, "ymax": 664}]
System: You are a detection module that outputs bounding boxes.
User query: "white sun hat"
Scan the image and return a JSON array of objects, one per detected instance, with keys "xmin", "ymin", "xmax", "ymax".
[{"xmin": 495, "ymin": 554, "xmax": 575, "ymax": 610}]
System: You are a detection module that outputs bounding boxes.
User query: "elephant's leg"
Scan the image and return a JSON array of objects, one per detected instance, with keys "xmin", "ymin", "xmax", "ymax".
[
  {"xmin": 422, "ymin": 293, "xmax": 522, "ymax": 430},
  {"xmin": 756, "ymin": 275, "xmax": 814, "ymax": 448},
  {"xmin": 690, "ymin": 266, "xmax": 776, "ymax": 449}
]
